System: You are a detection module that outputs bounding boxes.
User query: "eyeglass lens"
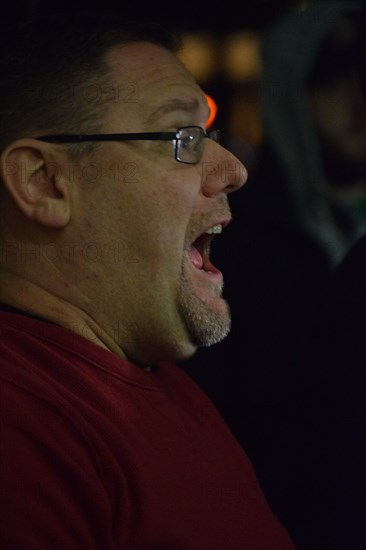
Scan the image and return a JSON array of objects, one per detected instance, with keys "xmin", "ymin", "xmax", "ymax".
[{"xmin": 176, "ymin": 127, "xmax": 220, "ymax": 163}]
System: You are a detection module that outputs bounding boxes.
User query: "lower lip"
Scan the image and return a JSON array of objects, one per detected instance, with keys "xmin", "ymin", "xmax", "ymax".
[{"xmin": 185, "ymin": 251, "xmax": 224, "ymax": 284}]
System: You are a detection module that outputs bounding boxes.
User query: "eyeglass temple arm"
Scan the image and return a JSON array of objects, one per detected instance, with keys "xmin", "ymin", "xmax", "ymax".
[{"xmin": 35, "ymin": 132, "xmax": 179, "ymax": 143}]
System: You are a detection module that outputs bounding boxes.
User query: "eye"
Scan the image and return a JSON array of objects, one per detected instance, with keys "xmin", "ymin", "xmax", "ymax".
[
  {"xmin": 178, "ymin": 127, "xmax": 204, "ymax": 151},
  {"xmin": 180, "ymin": 133, "xmax": 198, "ymax": 151},
  {"xmin": 176, "ymin": 127, "xmax": 206, "ymax": 164}
]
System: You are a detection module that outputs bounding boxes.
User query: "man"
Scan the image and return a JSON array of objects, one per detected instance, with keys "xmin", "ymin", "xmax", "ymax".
[{"xmin": 0, "ymin": 11, "xmax": 295, "ymax": 549}]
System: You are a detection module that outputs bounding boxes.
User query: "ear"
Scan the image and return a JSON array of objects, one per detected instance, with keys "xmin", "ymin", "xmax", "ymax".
[{"xmin": 0, "ymin": 139, "xmax": 71, "ymax": 228}]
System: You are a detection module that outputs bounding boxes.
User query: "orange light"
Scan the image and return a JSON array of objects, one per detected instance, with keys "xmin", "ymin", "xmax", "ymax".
[{"xmin": 205, "ymin": 93, "xmax": 218, "ymax": 128}]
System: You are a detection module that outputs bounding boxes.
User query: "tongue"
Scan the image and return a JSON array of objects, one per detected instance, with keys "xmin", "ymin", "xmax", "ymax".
[{"xmin": 187, "ymin": 244, "xmax": 203, "ymax": 269}]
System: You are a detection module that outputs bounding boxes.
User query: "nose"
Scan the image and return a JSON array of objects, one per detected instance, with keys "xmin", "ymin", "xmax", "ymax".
[{"xmin": 200, "ymin": 140, "xmax": 248, "ymax": 197}]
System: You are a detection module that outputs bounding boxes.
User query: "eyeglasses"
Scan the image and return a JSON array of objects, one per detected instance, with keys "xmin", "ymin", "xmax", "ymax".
[{"xmin": 36, "ymin": 125, "xmax": 220, "ymax": 165}]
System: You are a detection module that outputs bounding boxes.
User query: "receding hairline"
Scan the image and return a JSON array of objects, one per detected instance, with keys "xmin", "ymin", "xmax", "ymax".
[{"xmin": 0, "ymin": 14, "xmax": 183, "ymax": 153}]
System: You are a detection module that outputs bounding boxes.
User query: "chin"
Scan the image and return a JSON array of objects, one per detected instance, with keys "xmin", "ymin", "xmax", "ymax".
[
  {"xmin": 179, "ymin": 293, "xmax": 231, "ymax": 349},
  {"xmin": 178, "ymin": 257, "xmax": 231, "ymax": 349}
]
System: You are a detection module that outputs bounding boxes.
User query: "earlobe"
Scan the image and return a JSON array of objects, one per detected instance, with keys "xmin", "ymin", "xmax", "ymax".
[{"xmin": 0, "ymin": 139, "xmax": 71, "ymax": 228}]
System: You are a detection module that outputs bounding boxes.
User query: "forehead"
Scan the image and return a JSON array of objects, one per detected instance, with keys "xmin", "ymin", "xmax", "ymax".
[{"xmin": 104, "ymin": 42, "xmax": 209, "ymax": 127}]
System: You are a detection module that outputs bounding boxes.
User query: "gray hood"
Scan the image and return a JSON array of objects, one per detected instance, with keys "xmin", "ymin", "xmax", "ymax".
[{"xmin": 259, "ymin": 0, "xmax": 365, "ymax": 266}]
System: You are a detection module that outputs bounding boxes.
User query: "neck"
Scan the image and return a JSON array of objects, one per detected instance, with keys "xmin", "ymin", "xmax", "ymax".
[{"xmin": 0, "ymin": 270, "xmax": 127, "ymax": 359}]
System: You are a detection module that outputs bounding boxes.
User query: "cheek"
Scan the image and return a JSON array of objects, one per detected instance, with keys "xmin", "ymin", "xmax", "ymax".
[
  {"xmin": 123, "ymin": 192, "xmax": 196, "ymax": 271},
  {"xmin": 91, "ymin": 155, "xmax": 200, "ymax": 265},
  {"xmin": 143, "ymin": 191, "xmax": 192, "ymax": 260},
  {"xmin": 140, "ymin": 165, "xmax": 199, "ymax": 238}
]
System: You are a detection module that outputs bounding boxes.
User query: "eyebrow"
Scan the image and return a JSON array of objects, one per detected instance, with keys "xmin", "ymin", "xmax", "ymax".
[{"xmin": 146, "ymin": 97, "xmax": 208, "ymax": 125}]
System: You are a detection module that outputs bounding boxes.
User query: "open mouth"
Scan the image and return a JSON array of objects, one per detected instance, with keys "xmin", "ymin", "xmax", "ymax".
[{"xmin": 186, "ymin": 224, "xmax": 224, "ymax": 278}]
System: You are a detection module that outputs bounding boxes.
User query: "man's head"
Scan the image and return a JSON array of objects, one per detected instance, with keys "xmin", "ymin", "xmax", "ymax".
[{"xmin": 0, "ymin": 12, "xmax": 246, "ymax": 366}]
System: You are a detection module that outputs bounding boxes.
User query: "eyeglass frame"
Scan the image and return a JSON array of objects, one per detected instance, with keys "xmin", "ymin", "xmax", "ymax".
[{"xmin": 35, "ymin": 125, "xmax": 221, "ymax": 165}]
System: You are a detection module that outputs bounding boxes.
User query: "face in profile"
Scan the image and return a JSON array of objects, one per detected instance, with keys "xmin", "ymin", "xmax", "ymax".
[{"xmin": 77, "ymin": 42, "xmax": 246, "ymax": 365}]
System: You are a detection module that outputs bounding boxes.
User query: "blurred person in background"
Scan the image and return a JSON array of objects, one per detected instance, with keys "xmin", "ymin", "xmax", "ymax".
[
  {"xmin": 183, "ymin": 1, "xmax": 366, "ymax": 547},
  {"xmin": 307, "ymin": 2, "xmax": 366, "ymax": 548}
]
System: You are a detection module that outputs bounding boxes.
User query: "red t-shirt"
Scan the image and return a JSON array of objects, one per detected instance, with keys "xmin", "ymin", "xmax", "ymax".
[{"xmin": 0, "ymin": 309, "xmax": 295, "ymax": 549}]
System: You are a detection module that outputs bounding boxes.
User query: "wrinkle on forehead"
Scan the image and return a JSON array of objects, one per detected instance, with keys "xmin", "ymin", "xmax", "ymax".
[
  {"xmin": 146, "ymin": 98, "xmax": 208, "ymax": 125},
  {"xmin": 105, "ymin": 42, "xmax": 209, "ymax": 127}
]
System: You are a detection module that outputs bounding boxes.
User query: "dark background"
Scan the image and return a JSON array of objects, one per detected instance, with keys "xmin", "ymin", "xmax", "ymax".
[{"xmin": 10, "ymin": 0, "xmax": 300, "ymax": 32}]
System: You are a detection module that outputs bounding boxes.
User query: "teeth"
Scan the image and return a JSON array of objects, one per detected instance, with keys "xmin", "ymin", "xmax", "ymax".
[{"xmin": 206, "ymin": 224, "xmax": 222, "ymax": 235}]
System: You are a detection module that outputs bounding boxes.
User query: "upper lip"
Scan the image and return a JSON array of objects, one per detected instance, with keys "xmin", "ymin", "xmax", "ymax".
[{"xmin": 189, "ymin": 217, "xmax": 231, "ymax": 247}]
